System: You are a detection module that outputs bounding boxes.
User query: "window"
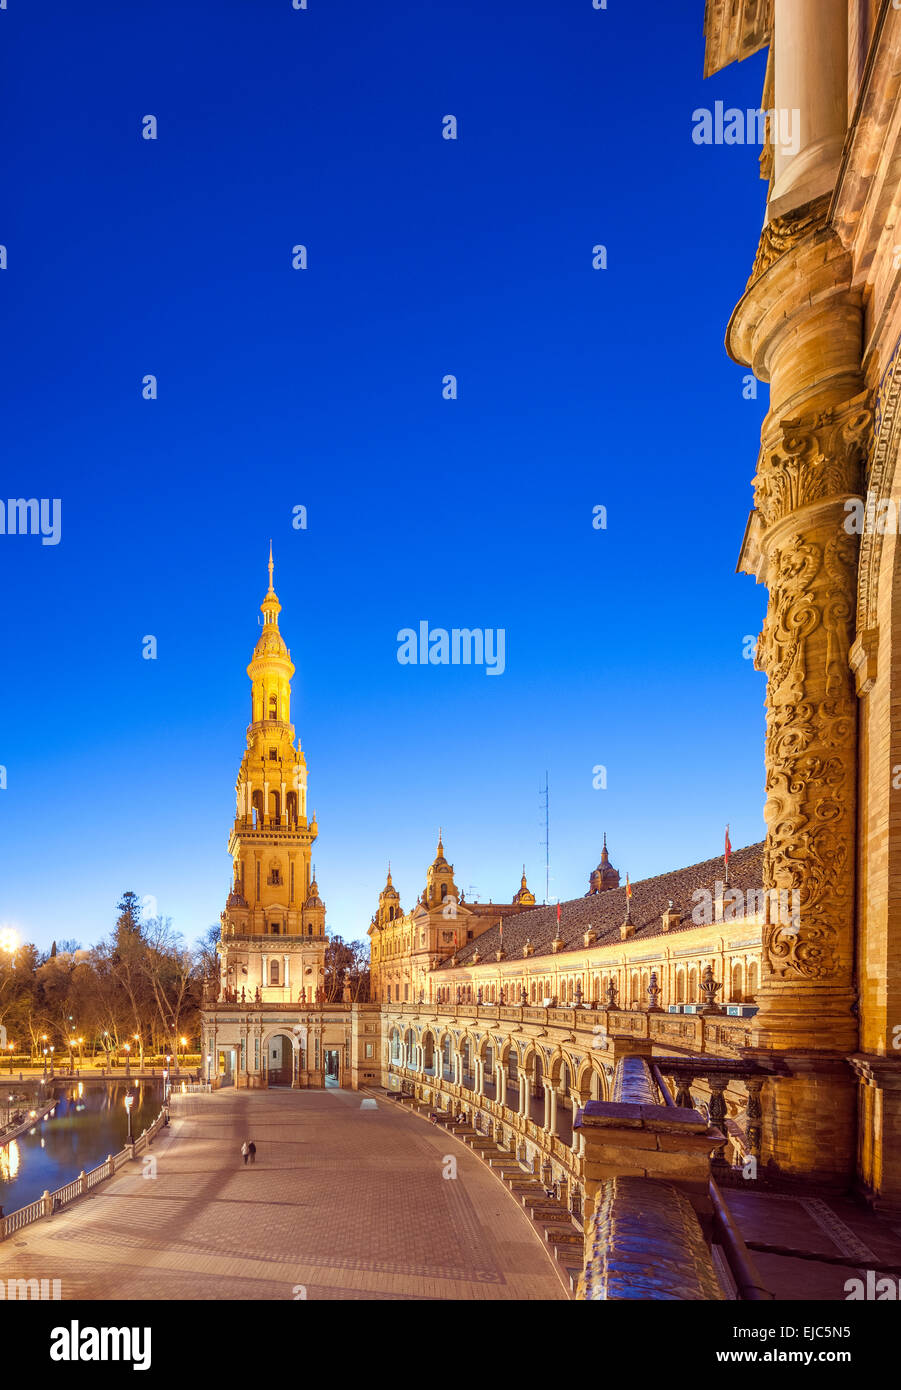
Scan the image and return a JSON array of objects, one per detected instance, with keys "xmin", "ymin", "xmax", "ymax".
[
  {"xmin": 364, "ymin": 1042, "xmax": 373, "ymax": 1058},
  {"xmin": 269, "ymin": 868, "xmax": 281, "ymax": 886},
  {"xmin": 269, "ymin": 697, "xmax": 278, "ymax": 720},
  {"xmin": 404, "ymin": 983, "xmax": 409, "ymax": 1001},
  {"xmin": 269, "ymin": 748, "xmax": 277, "ymax": 761},
  {"xmin": 270, "ymin": 961, "xmax": 280, "ymax": 985},
  {"xmin": 270, "ymin": 921, "xmax": 280, "ymax": 935}
]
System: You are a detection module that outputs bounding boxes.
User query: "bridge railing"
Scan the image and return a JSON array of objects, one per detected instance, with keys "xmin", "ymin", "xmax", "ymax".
[{"xmin": 0, "ymin": 1106, "xmax": 169, "ymax": 1244}]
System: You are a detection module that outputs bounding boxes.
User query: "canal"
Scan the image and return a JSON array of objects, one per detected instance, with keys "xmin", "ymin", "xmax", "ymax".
[{"xmin": 0, "ymin": 1079, "xmax": 163, "ymax": 1215}]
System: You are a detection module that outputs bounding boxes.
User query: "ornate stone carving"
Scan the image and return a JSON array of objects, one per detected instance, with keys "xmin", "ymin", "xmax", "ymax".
[
  {"xmin": 751, "ymin": 400, "xmax": 871, "ymax": 985},
  {"xmin": 753, "ymin": 403, "xmax": 871, "ymax": 530},
  {"xmin": 746, "ymin": 193, "xmax": 830, "ymax": 289},
  {"xmin": 858, "ymin": 335, "xmax": 901, "ymax": 634}
]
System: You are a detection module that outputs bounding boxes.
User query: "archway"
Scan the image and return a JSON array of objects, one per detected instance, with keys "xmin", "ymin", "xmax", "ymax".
[{"xmin": 266, "ymin": 1033, "xmax": 296, "ymax": 1088}]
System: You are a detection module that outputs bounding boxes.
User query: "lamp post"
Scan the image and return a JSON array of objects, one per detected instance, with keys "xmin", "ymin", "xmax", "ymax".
[
  {"xmin": 124, "ymin": 1091, "xmax": 134, "ymax": 1143},
  {"xmin": 133, "ymin": 1034, "xmax": 143, "ymax": 1072},
  {"xmin": 48, "ymin": 1046, "xmax": 54, "ymax": 1078},
  {"xmin": 206, "ymin": 1052, "xmax": 213, "ymax": 1085},
  {"xmin": 124, "ymin": 1044, "xmax": 131, "ymax": 1077},
  {"xmin": 179, "ymin": 1037, "xmax": 187, "ymax": 1073},
  {"xmin": 42, "ymin": 1049, "xmax": 48, "ymax": 1078},
  {"xmin": 7, "ymin": 1044, "xmax": 13, "ymax": 1075},
  {"xmin": 164, "ymin": 1055, "xmax": 171, "ymax": 1103}
]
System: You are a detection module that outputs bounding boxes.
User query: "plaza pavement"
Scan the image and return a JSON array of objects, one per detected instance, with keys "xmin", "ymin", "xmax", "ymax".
[{"xmin": 0, "ymin": 1086, "xmax": 567, "ymax": 1301}]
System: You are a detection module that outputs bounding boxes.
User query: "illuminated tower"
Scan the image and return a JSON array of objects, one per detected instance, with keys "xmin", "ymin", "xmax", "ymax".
[{"xmin": 217, "ymin": 547, "xmax": 327, "ymax": 1006}]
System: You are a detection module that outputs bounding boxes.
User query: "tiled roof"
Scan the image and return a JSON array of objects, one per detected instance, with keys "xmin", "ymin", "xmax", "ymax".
[{"xmin": 437, "ymin": 841, "xmax": 765, "ymax": 969}]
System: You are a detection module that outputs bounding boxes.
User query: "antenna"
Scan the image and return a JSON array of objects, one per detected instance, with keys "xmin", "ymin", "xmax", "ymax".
[{"xmin": 540, "ymin": 771, "xmax": 550, "ymax": 905}]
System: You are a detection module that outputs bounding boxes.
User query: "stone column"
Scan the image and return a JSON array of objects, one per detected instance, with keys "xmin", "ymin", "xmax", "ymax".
[
  {"xmin": 548, "ymin": 1087, "xmax": 558, "ymax": 1137},
  {"xmin": 770, "ymin": 0, "xmax": 847, "ymax": 218},
  {"xmin": 543, "ymin": 1085, "xmax": 551, "ymax": 1131},
  {"xmin": 730, "ymin": 189, "xmax": 866, "ymax": 1185},
  {"xmin": 496, "ymin": 1063, "xmax": 507, "ymax": 1112}
]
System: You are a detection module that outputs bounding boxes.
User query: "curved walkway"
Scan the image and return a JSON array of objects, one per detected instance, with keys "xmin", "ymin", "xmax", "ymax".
[{"xmin": 0, "ymin": 1087, "xmax": 566, "ymax": 1300}]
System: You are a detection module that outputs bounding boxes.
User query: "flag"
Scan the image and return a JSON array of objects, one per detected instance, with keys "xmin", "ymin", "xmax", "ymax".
[
  {"xmin": 626, "ymin": 874, "xmax": 632, "ymax": 899},
  {"xmin": 725, "ymin": 824, "xmax": 732, "ymax": 867}
]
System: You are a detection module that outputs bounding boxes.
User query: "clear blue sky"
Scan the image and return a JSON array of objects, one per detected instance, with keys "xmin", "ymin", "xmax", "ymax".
[{"xmin": 0, "ymin": 0, "xmax": 770, "ymax": 952}]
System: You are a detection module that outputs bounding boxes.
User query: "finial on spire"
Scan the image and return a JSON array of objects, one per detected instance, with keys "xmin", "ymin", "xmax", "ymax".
[{"xmin": 268, "ymin": 540, "xmax": 274, "ymax": 593}]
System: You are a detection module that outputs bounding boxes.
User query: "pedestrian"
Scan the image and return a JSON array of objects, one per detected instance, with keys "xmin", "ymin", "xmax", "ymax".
[
  {"xmin": 248, "ymin": 1141, "xmax": 256, "ymax": 1165},
  {"xmin": 241, "ymin": 1141, "xmax": 248, "ymax": 1166}
]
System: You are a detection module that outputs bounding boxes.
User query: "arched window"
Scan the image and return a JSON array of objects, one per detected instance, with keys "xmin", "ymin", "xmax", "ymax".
[
  {"xmin": 688, "ymin": 967, "xmax": 698, "ymax": 1002},
  {"xmin": 269, "ymin": 695, "xmax": 278, "ymax": 720},
  {"xmin": 270, "ymin": 960, "xmax": 280, "ymax": 985},
  {"xmin": 747, "ymin": 960, "xmax": 759, "ymax": 998},
  {"xmin": 440, "ymin": 883, "xmax": 448, "ymax": 900},
  {"xmin": 676, "ymin": 968, "xmax": 685, "ymax": 1003},
  {"xmin": 731, "ymin": 961, "xmax": 743, "ymax": 1002}
]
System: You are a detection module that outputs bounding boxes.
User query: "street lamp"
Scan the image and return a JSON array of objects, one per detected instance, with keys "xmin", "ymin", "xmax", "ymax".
[
  {"xmin": 48, "ymin": 1046, "xmax": 54, "ymax": 1077},
  {"xmin": 7, "ymin": 1043, "xmax": 13, "ymax": 1075},
  {"xmin": 124, "ymin": 1091, "xmax": 134, "ymax": 1143},
  {"xmin": 164, "ymin": 1055, "xmax": 171, "ymax": 1102},
  {"xmin": 179, "ymin": 1037, "xmax": 187, "ymax": 1072},
  {"xmin": 124, "ymin": 1043, "xmax": 131, "ymax": 1077},
  {"xmin": 206, "ymin": 1052, "xmax": 212, "ymax": 1084},
  {"xmin": 42, "ymin": 1048, "xmax": 48, "ymax": 1078}
]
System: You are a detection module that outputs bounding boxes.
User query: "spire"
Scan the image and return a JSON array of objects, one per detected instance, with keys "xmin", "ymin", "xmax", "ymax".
[
  {"xmin": 260, "ymin": 543, "xmax": 282, "ymax": 626},
  {"xmin": 437, "ymin": 826, "xmax": 443, "ymax": 857}
]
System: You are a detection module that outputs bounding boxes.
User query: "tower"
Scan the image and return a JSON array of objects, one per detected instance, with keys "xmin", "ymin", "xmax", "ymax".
[
  {"xmin": 587, "ymin": 834, "xmax": 620, "ymax": 895},
  {"xmin": 217, "ymin": 547, "xmax": 327, "ymax": 1006},
  {"xmin": 422, "ymin": 832, "xmax": 459, "ymax": 909}
]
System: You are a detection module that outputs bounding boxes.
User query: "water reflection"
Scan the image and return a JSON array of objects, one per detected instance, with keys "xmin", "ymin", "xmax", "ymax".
[{"xmin": 0, "ymin": 1081, "xmax": 162, "ymax": 1214}]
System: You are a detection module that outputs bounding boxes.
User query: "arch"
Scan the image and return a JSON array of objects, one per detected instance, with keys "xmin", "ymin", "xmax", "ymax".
[
  {"xmin": 731, "ymin": 961, "xmax": 744, "ymax": 1002},
  {"xmin": 262, "ymin": 1029, "xmax": 301, "ymax": 1088},
  {"xmin": 688, "ymin": 966, "xmax": 698, "ymax": 1002},
  {"xmin": 421, "ymin": 1029, "xmax": 436, "ymax": 1071},
  {"xmin": 675, "ymin": 968, "xmax": 686, "ymax": 1004},
  {"xmin": 574, "ymin": 1057, "xmax": 607, "ymax": 1102},
  {"xmin": 747, "ymin": 959, "xmax": 759, "ymax": 998}
]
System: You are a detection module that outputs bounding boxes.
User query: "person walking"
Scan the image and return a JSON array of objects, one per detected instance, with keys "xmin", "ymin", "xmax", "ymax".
[
  {"xmin": 241, "ymin": 1141, "xmax": 249, "ymax": 1166},
  {"xmin": 248, "ymin": 1141, "xmax": 256, "ymax": 1165}
]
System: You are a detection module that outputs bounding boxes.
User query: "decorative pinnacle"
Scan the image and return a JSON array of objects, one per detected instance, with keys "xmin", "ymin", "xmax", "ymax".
[{"xmin": 268, "ymin": 540, "xmax": 274, "ymax": 593}]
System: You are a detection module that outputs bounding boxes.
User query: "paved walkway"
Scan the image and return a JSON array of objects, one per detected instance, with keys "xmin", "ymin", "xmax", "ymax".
[{"xmin": 0, "ymin": 1088, "xmax": 566, "ymax": 1301}]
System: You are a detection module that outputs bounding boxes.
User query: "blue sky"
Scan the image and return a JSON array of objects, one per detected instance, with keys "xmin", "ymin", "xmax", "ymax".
[{"xmin": 0, "ymin": 0, "xmax": 771, "ymax": 952}]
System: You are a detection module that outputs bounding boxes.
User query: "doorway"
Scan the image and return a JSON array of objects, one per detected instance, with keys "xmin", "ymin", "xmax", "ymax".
[
  {"xmin": 267, "ymin": 1034, "xmax": 294, "ymax": 1088},
  {"xmin": 324, "ymin": 1049, "xmax": 341, "ymax": 1088}
]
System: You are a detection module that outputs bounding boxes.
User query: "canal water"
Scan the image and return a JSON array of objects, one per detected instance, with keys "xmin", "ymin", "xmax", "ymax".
[{"xmin": 0, "ymin": 1080, "xmax": 163, "ymax": 1215}]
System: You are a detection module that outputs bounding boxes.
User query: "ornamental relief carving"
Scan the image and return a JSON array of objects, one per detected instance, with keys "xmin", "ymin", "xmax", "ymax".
[
  {"xmin": 752, "ymin": 417, "xmax": 863, "ymax": 984},
  {"xmin": 753, "ymin": 403, "xmax": 871, "ymax": 530},
  {"xmin": 858, "ymin": 337, "xmax": 901, "ymax": 634},
  {"xmin": 746, "ymin": 192, "xmax": 830, "ymax": 289}
]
